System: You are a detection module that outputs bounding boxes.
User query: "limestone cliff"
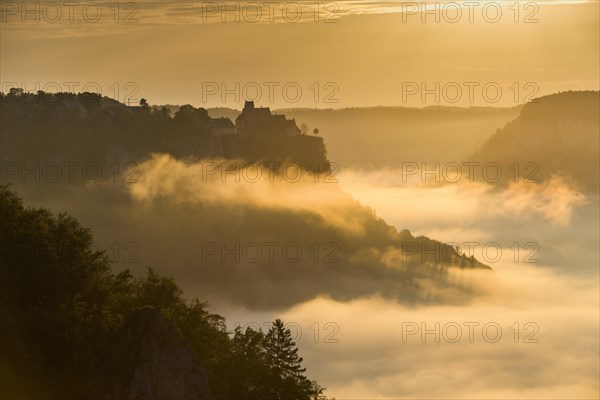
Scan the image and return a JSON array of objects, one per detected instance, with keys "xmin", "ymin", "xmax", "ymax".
[{"xmin": 105, "ymin": 307, "xmax": 214, "ymax": 400}]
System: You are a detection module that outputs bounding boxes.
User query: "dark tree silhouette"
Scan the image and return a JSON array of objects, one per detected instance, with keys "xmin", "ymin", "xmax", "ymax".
[
  {"xmin": 265, "ymin": 319, "xmax": 323, "ymax": 399},
  {"xmin": 0, "ymin": 185, "xmax": 327, "ymax": 399}
]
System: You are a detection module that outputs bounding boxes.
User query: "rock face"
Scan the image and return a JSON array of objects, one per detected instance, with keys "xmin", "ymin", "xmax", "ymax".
[
  {"xmin": 106, "ymin": 307, "xmax": 214, "ymax": 400},
  {"xmin": 468, "ymin": 91, "xmax": 599, "ymax": 191},
  {"xmin": 220, "ymin": 133, "xmax": 330, "ymax": 171}
]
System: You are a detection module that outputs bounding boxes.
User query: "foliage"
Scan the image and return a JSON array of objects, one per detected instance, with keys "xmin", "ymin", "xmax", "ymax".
[
  {"xmin": 0, "ymin": 184, "xmax": 324, "ymax": 399},
  {"xmin": 0, "ymin": 90, "xmax": 330, "ymax": 173}
]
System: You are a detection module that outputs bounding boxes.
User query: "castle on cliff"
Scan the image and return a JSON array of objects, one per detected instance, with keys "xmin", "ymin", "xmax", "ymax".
[{"xmin": 208, "ymin": 101, "xmax": 301, "ymax": 136}]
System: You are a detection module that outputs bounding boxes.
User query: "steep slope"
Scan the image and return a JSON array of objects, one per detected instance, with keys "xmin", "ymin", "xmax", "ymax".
[
  {"xmin": 468, "ymin": 91, "xmax": 600, "ymax": 191},
  {"xmin": 106, "ymin": 307, "xmax": 214, "ymax": 400}
]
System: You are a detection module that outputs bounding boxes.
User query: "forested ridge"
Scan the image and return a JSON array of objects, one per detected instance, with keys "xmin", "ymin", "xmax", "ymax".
[
  {"xmin": 0, "ymin": 184, "xmax": 326, "ymax": 399},
  {"xmin": 0, "ymin": 89, "xmax": 329, "ymax": 174}
]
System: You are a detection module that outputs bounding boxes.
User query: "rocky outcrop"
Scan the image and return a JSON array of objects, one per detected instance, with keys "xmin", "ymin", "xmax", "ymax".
[
  {"xmin": 468, "ymin": 91, "xmax": 599, "ymax": 191},
  {"xmin": 105, "ymin": 307, "xmax": 214, "ymax": 400},
  {"xmin": 220, "ymin": 133, "xmax": 330, "ymax": 171}
]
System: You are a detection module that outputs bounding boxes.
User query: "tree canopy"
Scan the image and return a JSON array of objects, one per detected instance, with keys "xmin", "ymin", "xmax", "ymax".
[{"xmin": 0, "ymin": 184, "xmax": 325, "ymax": 399}]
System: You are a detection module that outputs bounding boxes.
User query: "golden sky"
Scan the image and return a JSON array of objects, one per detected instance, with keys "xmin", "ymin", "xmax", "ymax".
[{"xmin": 1, "ymin": 1, "xmax": 598, "ymax": 108}]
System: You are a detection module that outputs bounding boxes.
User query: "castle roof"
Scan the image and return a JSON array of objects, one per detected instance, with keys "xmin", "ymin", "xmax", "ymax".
[
  {"xmin": 248, "ymin": 107, "xmax": 271, "ymax": 117},
  {"xmin": 237, "ymin": 101, "xmax": 300, "ymax": 135}
]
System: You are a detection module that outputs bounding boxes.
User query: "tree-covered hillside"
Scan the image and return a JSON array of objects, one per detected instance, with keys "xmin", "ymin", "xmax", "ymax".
[
  {"xmin": 0, "ymin": 90, "xmax": 329, "ymax": 175},
  {"xmin": 468, "ymin": 91, "xmax": 600, "ymax": 191},
  {"xmin": 0, "ymin": 185, "xmax": 325, "ymax": 399}
]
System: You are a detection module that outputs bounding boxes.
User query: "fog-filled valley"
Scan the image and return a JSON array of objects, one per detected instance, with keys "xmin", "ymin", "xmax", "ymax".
[
  {"xmin": 2, "ymin": 0, "xmax": 599, "ymax": 396},
  {"xmin": 1, "ymin": 89, "xmax": 598, "ymax": 398}
]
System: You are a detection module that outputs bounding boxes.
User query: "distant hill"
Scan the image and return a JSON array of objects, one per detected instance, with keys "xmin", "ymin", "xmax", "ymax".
[
  {"xmin": 207, "ymin": 107, "xmax": 240, "ymax": 122},
  {"xmin": 468, "ymin": 91, "xmax": 600, "ymax": 191},
  {"xmin": 209, "ymin": 106, "xmax": 521, "ymax": 168}
]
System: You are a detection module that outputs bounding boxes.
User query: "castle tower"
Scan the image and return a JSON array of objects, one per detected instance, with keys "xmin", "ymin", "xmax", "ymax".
[{"xmin": 244, "ymin": 100, "xmax": 255, "ymax": 111}]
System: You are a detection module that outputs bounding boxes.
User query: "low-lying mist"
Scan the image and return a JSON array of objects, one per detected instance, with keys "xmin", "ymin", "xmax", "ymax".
[
  {"xmin": 224, "ymin": 167, "xmax": 598, "ymax": 399},
  {"xmin": 7, "ymin": 153, "xmax": 598, "ymax": 398},
  {"xmin": 337, "ymin": 166, "xmax": 597, "ymax": 275},
  {"xmin": 260, "ymin": 263, "xmax": 599, "ymax": 399},
  {"xmin": 10, "ymin": 154, "xmax": 491, "ymax": 310}
]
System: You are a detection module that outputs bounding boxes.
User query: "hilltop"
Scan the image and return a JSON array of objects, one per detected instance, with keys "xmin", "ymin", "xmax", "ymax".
[
  {"xmin": 468, "ymin": 91, "xmax": 600, "ymax": 191},
  {"xmin": 0, "ymin": 90, "xmax": 329, "ymax": 175}
]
